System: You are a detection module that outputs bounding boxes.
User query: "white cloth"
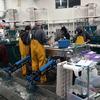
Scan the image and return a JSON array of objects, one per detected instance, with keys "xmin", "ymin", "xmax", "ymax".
[
  {"xmin": 63, "ymin": 63, "xmax": 82, "ymax": 77},
  {"xmin": 76, "ymin": 60, "xmax": 94, "ymax": 67}
]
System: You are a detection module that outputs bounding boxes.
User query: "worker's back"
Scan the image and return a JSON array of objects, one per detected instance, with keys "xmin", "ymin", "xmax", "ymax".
[
  {"xmin": 32, "ymin": 28, "xmax": 46, "ymax": 45},
  {"xmin": 75, "ymin": 35, "xmax": 85, "ymax": 45},
  {"xmin": 31, "ymin": 25, "xmax": 47, "ymax": 83}
]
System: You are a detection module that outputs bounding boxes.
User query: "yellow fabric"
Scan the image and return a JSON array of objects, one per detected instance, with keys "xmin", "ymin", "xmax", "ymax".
[
  {"xmin": 19, "ymin": 38, "xmax": 30, "ymax": 76},
  {"xmin": 31, "ymin": 40, "xmax": 47, "ymax": 83},
  {"xmin": 75, "ymin": 36, "xmax": 85, "ymax": 45}
]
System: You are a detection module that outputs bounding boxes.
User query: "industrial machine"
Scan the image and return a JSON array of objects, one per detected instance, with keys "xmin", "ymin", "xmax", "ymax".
[
  {"xmin": 0, "ymin": 56, "xmax": 59, "ymax": 100},
  {"xmin": 2, "ymin": 55, "xmax": 57, "ymax": 82}
]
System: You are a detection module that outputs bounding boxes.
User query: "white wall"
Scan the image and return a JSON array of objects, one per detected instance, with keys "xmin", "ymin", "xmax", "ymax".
[
  {"xmin": 35, "ymin": 0, "xmax": 55, "ymax": 9},
  {"xmin": 34, "ymin": 0, "xmax": 100, "ymax": 32},
  {"xmin": 3, "ymin": 0, "xmax": 100, "ymax": 31},
  {"xmin": 35, "ymin": 0, "xmax": 100, "ymax": 22},
  {"xmin": 81, "ymin": 0, "xmax": 100, "ymax": 17},
  {"xmin": 5, "ymin": 0, "xmax": 37, "ymax": 21},
  {"xmin": 0, "ymin": 0, "xmax": 5, "ymax": 17},
  {"xmin": 4, "ymin": 0, "xmax": 100, "ymax": 22}
]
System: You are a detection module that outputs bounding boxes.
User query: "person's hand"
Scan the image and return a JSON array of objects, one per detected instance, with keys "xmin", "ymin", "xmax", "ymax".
[
  {"xmin": 48, "ymin": 40, "xmax": 54, "ymax": 46},
  {"xmin": 85, "ymin": 39, "xmax": 90, "ymax": 44}
]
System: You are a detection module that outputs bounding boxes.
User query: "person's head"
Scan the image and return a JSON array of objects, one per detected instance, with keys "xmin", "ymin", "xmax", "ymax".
[
  {"xmin": 61, "ymin": 26, "xmax": 67, "ymax": 33},
  {"xmin": 25, "ymin": 25, "xmax": 31, "ymax": 32},
  {"xmin": 35, "ymin": 21, "xmax": 43, "ymax": 29},
  {"xmin": 20, "ymin": 29, "xmax": 31, "ymax": 45},
  {"xmin": 61, "ymin": 26, "xmax": 69, "ymax": 38},
  {"xmin": 75, "ymin": 27, "xmax": 83, "ymax": 35},
  {"xmin": 20, "ymin": 30, "xmax": 25, "ymax": 37}
]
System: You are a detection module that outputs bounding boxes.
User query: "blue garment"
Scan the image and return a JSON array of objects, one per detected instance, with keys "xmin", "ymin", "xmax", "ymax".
[{"xmin": 21, "ymin": 32, "xmax": 30, "ymax": 45}]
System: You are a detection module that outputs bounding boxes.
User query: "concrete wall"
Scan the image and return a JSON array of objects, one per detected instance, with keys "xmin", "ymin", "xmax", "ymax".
[
  {"xmin": 3, "ymin": 0, "xmax": 100, "ymax": 22},
  {"xmin": 34, "ymin": 0, "xmax": 100, "ymax": 32},
  {"xmin": 5, "ymin": 0, "xmax": 37, "ymax": 21},
  {"xmin": 35, "ymin": 0, "xmax": 100, "ymax": 22}
]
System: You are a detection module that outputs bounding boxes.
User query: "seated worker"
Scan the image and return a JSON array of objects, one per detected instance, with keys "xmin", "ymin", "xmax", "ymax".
[
  {"xmin": 74, "ymin": 27, "xmax": 86, "ymax": 45},
  {"xmin": 19, "ymin": 26, "xmax": 31, "ymax": 76},
  {"xmin": 31, "ymin": 23, "xmax": 49, "ymax": 83}
]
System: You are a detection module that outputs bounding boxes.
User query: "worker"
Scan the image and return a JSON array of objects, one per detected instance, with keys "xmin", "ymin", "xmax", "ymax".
[
  {"xmin": 61, "ymin": 26, "xmax": 70, "ymax": 40},
  {"xmin": 31, "ymin": 23, "xmax": 48, "ymax": 83},
  {"xmin": 19, "ymin": 26, "xmax": 31, "ymax": 76},
  {"xmin": 74, "ymin": 27, "xmax": 86, "ymax": 45}
]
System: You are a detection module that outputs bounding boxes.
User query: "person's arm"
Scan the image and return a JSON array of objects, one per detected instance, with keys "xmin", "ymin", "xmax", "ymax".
[
  {"xmin": 41, "ymin": 31, "xmax": 53, "ymax": 45},
  {"xmin": 85, "ymin": 33, "xmax": 91, "ymax": 43},
  {"xmin": 41, "ymin": 31, "xmax": 47, "ymax": 44},
  {"xmin": 73, "ymin": 36, "xmax": 77, "ymax": 43}
]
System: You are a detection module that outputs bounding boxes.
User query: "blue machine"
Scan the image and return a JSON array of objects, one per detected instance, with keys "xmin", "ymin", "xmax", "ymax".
[
  {"xmin": 58, "ymin": 38, "xmax": 70, "ymax": 48},
  {"xmin": 2, "ymin": 56, "xmax": 57, "ymax": 91},
  {"xmin": 3, "ymin": 56, "xmax": 31, "ymax": 74},
  {"xmin": 3, "ymin": 56, "xmax": 56, "ymax": 78}
]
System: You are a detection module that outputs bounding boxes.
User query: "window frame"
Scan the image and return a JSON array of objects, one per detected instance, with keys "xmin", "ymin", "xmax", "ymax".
[
  {"xmin": 55, "ymin": 0, "xmax": 81, "ymax": 9},
  {"xmin": 55, "ymin": 0, "xmax": 67, "ymax": 9}
]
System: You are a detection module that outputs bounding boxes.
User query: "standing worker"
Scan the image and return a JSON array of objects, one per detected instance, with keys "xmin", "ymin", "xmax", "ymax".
[
  {"xmin": 61, "ymin": 26, "xmax": 70, "ymax": 40},
  {"xmin": 31, "ymin": 23, "xmax": 48, "ymax": 83},
  {"xmin": 19, "ymin": 26, "xmax": 31, "ymax": 76}
]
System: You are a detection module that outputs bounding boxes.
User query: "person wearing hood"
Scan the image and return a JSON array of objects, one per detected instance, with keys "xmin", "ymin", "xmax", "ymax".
[
  {"xmin": 61, "ymin": 26, "xmax": 70, "ymax": 40},
  {"xmin": 19, "ymin": 25, "xmax": 31, "ymax": 76},
  {"xmin": 31, "ymin": 23, "xmax": 48, "ymax": 83}
]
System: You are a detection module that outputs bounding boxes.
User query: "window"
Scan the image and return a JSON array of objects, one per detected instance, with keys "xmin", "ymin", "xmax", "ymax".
[
  {"xmin": 55, "ymin": 0, "xmax": 80, "ymax": 9},
  {"xmin": 55, "ymin": 0, "xmax": 67, "ymax": 9},
  {"xmin": 69, "ymin": 0, "xmax": 80, "ymax": 8}
]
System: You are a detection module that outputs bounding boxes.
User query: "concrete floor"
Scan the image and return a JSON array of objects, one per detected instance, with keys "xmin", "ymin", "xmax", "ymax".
[{"xmin": 0, "ymin": 95, "xmax": 7, "ymax": 100}]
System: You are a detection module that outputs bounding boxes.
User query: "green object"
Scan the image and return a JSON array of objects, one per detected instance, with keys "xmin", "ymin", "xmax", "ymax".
[
  {"xmin": 9, "ymin": 30, "xmax": 17, "ymax": 36},
  {"xmin": 7, "ymin": 43, "xmax": 20, "ymax": 64},
  {"xmin": 7, "ymin": 30, "xmax": 17, "ymax": 39},
  {"xmin": 84, "ymin": 25, "xmax": 97, "ymax": 35},
  {"xmin": 90, "ymin": 36, "xmax": 100, "ymax": 44}
]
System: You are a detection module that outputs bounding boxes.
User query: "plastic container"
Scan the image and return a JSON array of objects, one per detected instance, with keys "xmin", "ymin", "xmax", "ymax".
[
  {"xmin": 56, "ymin": 61, "xmax": 73, "ymax": 99},
  {"xmin": 58, "ymin": 39, "xmax": 70, "ymax": 48}
]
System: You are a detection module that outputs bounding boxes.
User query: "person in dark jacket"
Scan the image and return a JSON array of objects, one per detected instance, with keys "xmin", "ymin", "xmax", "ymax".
[
  {"xmin": 31, "ymin": 24, "xmax": 47, "ymax": 83},
  {"xmin": 61, "ymin": 26, "xmax": 70, "ymax": 40},
  {"xmin": 32, "ymin": 24, "xmax": 47, "ymax": 44},
  {"xmin": 19, "ymin": 26, "xmax": 31, "ymax": 76}
]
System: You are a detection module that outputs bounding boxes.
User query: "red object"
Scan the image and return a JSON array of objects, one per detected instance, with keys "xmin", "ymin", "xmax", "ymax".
[{"xmin": 0, "ymin": 45, "xmax": 9, "ymax": 65}]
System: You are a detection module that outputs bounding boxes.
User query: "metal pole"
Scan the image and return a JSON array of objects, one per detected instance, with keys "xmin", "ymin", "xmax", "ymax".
[
  {"xmin": 87, "ymin": 66, "xmax": 89, "ymax": 100},
  {"xmin": 67, "ymin": 0, "xmax": 69, "ymax": 8},
  {"xmin": 4, "ymin": 0, "xmax": 6, "ymax": 10}
]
